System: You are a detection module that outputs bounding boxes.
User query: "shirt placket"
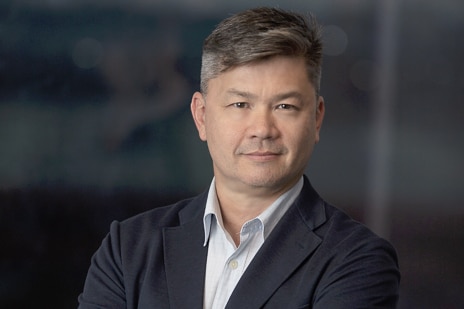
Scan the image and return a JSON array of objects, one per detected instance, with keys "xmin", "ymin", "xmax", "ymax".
[{"xmin": 211, "ymin": 220, "xmax": 262, "ymax": 308}]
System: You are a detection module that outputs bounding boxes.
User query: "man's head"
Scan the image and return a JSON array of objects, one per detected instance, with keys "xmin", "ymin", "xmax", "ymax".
[
  {"xmin": 191, "ymin": 7, "xmax": 325, "ymax": 197},
  {"xmin": 200, "ymin": 7, "xmax": 323, "ymax": 96}
]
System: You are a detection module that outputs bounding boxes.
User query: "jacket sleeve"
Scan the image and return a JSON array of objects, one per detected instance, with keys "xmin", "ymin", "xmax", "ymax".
[
  {"xmin": 313, "ymin": 235, "xmax": 400, "ymax": 309},
  {"xmin": 78, "ymin": 221, "xmax": 126, "ymax": 309}
]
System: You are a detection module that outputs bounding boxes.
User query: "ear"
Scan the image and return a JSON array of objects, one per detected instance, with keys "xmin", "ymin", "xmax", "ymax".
[
  {"xmin": 314, "ymin": 96, "xmax": 325, "ymax": 144},
  {"xmin": 190, "ymin": 91, "xmax": 207, "ymax": 141}
]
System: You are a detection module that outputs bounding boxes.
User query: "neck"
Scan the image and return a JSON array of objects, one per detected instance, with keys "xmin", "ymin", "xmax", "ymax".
[
  {"xmin": 213, "ymin": 176, "xmax": 302, "ymax": 246},
  {"xmin": 215, "ymin": 185, "xmax": 283, "ymax": 246}
]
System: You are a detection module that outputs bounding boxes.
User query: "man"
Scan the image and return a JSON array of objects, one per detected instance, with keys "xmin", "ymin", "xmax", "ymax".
[{"xmin": 78, "ymin": 7, "xmax": 400, "ymax": 308}]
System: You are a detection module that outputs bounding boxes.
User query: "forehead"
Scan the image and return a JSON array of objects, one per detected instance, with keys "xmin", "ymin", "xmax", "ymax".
[{"xmin": 207, "ymin": 56, "xmax": 315, "ymax": 97}]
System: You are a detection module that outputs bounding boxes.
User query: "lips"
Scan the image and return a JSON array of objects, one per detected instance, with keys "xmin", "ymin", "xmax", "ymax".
[
  {"xmin": 243, "ymin": 151, "xmax": 282, "ymax": 162},
  {"xmin": 248, "ymin": 151, "xmax": 278, "ymax": 155},
  {"xmin": 237, "ymin": 144, "xmax": 285, "ymax": 158}
]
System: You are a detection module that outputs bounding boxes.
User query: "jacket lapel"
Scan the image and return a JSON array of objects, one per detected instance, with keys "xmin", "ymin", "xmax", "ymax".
[
  {"xmin": 226, "ymin": 178, "xmax": 326, "ymax": 308},
  {"xmin": 163, "ymin": 194, "xmax": 208, "ymax": 309}
]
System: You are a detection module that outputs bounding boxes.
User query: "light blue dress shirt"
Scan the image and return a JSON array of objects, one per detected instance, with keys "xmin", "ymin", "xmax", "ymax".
[{"xmin": 202, "ymin": 177, "xmax": 304, "ymax": 309}]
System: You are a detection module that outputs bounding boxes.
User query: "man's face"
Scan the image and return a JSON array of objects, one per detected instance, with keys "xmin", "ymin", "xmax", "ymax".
[{"xmin": 191, "ymin": 56, "xmax": 324, "ymax": 195}]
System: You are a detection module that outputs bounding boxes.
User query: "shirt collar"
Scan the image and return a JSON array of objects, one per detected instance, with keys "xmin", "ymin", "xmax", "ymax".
[
  {"xmin": 203, "ymin": 177, "xmax": 304, "ymax": 246},
  {"xmin": 258, "ymin": 177, "xmax": 303, "ymax": 239},
  {"xmin": 203, "ymin": 178, "xmax": 221, "ymax": 246}
]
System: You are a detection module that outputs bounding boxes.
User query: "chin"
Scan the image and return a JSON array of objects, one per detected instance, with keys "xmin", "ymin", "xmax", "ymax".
[{"xmin": 241, "ymin": 175, "xmax": 287, "ymax": 189}]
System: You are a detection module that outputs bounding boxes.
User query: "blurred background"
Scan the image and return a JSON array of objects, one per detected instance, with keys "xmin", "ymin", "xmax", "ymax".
[{"xmin": 0, "ymin": 0, "xmax": 463, "ymax": 307}]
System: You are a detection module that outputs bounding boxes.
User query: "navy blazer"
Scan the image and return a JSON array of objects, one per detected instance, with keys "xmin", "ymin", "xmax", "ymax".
[{"xmin": 78, "ymin": 177, "xmax": 400, "ymax": 308}]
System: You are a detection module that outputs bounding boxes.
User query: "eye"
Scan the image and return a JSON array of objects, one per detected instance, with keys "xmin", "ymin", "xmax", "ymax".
[
  {"xmin": 276, "ymin": 103, "xmax": 294, "ymax": 110},
  {"xmin": 232, "ymin": 102, "xmax": 249, "ymax": 108}
]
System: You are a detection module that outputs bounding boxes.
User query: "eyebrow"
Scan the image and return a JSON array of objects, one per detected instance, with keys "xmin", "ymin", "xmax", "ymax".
[{"xmin": 226, "ymin": 88, "xmax": 304, "ymax": 103}]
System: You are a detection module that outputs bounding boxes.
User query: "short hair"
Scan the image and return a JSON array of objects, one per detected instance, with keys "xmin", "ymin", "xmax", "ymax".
[{"xmin": 200, "ymin": 7, "xmax": 323, "ymax": 96}]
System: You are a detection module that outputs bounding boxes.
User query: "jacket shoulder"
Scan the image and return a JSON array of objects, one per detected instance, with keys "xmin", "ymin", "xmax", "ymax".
[{"xmin": 120, "ymin": 191, "xmax": 207, "ymax": 232}]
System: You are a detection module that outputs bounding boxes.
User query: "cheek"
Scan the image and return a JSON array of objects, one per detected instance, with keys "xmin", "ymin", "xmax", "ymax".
[
  {"xmin": 207, "ymin": 114, "xmax": 242, "ymax": 140},
  {"xmin": 205, "ymin": 119, "xmax": 236, "ymax": 150},
  {"xmin": 203, "ymin": 113, "xmax": 218, "ymax": 141},
  {"xmin": 206, "ymin": 130, "xmax": 240, "ymax": 166},
  {"xmin": 286, "ymin": 124, "xmax": 315, "ymax": 154}
]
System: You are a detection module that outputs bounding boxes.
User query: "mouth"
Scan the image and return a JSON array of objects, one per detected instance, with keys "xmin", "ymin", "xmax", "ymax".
[{"xmin": 243, "ymin": 151, "xmax": 281, "ymax": 162}]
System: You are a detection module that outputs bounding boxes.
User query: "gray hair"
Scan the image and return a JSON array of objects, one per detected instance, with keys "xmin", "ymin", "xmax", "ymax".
[{"xmin": 200, "ymin": 7, "xmax": 323, "ymax": 95}]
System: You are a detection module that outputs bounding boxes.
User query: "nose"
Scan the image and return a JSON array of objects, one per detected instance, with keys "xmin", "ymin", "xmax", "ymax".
[{"xmin": 247, "ymin": 109, "xmax": 278, "ymax": 140}]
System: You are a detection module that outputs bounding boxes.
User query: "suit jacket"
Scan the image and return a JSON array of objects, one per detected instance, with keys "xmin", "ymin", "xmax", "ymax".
[{"xmin": 78, "ymin": 176, "xmax": 400, "ymax": 308}]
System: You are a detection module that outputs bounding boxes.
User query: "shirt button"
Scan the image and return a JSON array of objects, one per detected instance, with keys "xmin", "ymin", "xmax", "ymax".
[{"xmin": 229, "ymin": 260, "xmax": 239, "ymax": 270}]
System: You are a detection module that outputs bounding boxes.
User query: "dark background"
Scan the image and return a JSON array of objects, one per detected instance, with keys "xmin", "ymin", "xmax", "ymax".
[{"xmin": 1, "ymin": 0, "xmax": 463, "ymax": 308}]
